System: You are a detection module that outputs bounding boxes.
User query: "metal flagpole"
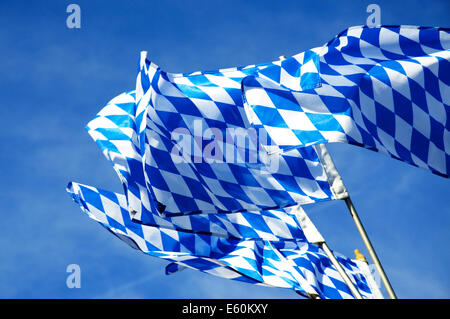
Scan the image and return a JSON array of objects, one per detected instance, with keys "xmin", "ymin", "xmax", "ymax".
[
  {"xmin": 314, "ymin": 143, "xmax": 397, "ymax": 299},
  {"xmin": 343, "ymin": 197, "xmax": 397, "ymax": 299},
  {"xmin": 320, "ymin": 242, "xmax": 363, "ymax": 299},
  {"xmin": 293, "ymin": 205, "xmax": 363, "ymax": 299}
]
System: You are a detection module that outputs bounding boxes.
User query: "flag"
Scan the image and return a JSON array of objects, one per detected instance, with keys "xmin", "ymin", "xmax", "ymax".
[
  {"xmin": 69, "ymin": 88, "xmax": 380, "ymax": 298},
  {"xmin": 88, "ymin": 89, "xmax": 337, "ymax": 218},
  {"xmin": 67, "ymin": 181, "xmax": 381, "ymax": 299},
  {"xmin": 242, "ymin": 25, "xmax": 450, "ymax": 177}
]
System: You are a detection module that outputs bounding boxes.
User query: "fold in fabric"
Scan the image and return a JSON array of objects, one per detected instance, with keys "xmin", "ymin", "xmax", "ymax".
[
  {"xmin": 88, "ymin": 89, "xmax": 335, "ymax": 218},
  {"xmin": 67, "ymin": 181, "xmax": 381, "ymax": 299},
  {"xmin": 243, "ymin": 25, "xmax": 450, "ymax": 177}
]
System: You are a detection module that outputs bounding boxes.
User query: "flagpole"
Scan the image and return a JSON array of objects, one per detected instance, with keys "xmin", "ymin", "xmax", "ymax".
[
  {"xmin": 319, "ymin": 242, "xmax": 363, "ymax": 299},
  {"xmin": 343, "ymin": 197, "xmax": 397, "ymax": 299},
  {"xmin": 293, "ymin": 205, "xmax": 363, "ymax": 299},
  {"xmin": 314, "ymin": 143, "xmax": 397, "ymax": 299}
]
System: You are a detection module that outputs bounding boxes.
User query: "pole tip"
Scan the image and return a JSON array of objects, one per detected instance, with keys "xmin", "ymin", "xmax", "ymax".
[{"xmin": 354, "ymin": 249, "xmax": 367, "ymax": 263}]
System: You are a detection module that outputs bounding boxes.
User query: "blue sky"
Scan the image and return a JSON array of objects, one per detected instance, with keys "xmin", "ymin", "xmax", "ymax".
[{"xmin": 0, "ymin": 0, "xmax": 449, "ymax": 298}]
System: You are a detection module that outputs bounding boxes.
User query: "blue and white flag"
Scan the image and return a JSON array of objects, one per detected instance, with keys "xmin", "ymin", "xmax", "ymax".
[
  {"xmin": 88, "ymin": 89, "xmax": 337, "ymax": 218},
  {"xmin": 69, "ymin": 87, "xmax": 381, "ymax": 298},
  {"xmin": 243, "ymin": 25, "xmax": 450, "ymax": 177},
  {"xmin": 67, "ymin": 181, "xmax": 381, "ymax": 299}
]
